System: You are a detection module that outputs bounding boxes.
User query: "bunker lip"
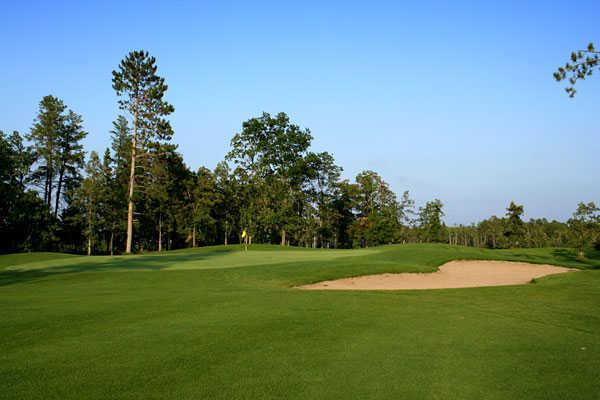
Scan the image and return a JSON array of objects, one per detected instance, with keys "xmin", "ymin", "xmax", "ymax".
[{"xmin": 298, "ymin": 260, "xmax": 577, "ymax": 291}]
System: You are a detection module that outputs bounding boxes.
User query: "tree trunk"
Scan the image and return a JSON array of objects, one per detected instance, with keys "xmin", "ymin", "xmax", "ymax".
[
  {"xmin": 49, "ymin": 157, "xmax": 55, "ymax": 208},
  {"xmin": 125, "ymin": 131, "xmax": 136, "ymax": 254},
  {"xmin": 87, "ymin": 206, "xmax": 93, "ymax": 256},
  {"xmin": 47, "ymin": 166, "xmax": 53, "ymax": 208},
  {"xmin": 43, "ymin": 169, "xmax": 49, "ymax": 205},
  {"xmin": 280, "ymin": 227, "xmax": 286, "ymax": 246},
  {"xmin": 109, "ymin": 231, "xmax": 114, "ymax": 256},
  {"xmin": 158, "ymin": 215, "xmax": 162, "ymax": 252},
  {"xmin": 193, "ymin": 224, "xmax": 197, "ymax": 248},
  {"xmin": 87, "ymin": 215, "xmax": 92, "ymax": 256},
  {"xmin": 54, "ymin": 166, "xmax": 65, "ymax": 218},
  {"xmin": 224, "ymin": 221, "xmax": 228, "ymax": 246}
]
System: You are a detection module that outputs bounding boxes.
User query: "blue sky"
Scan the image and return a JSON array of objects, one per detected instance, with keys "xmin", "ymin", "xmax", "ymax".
[{"xmin": 1, "ymin": 0, "xmax": 599, "ymax": 224}]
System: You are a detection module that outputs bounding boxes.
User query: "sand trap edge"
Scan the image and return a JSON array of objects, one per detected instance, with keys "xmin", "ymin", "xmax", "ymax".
[{"xmin": 297, "ymin": 260, "xmax": 578, "ymax": 291}]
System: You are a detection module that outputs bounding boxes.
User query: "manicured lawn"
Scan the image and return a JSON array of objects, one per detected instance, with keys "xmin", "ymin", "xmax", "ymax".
[{"xmin": 1, "ymin": 244, "xmax": 599, "ymax": 399}]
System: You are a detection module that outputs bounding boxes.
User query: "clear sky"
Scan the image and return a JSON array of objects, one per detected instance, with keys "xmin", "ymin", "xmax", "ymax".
[{"xmin": 1, "ymin": 0, "xmax": 599, "ymax": 225}]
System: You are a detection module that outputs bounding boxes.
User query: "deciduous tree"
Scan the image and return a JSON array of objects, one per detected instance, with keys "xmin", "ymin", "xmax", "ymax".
[{"xmin": 568, "ymin": 202, "xmax": 600, "ymax": 259}]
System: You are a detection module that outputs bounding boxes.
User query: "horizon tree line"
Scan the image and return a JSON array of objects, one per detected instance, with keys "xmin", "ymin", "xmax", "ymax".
[{"xmin": 1, "ymin": 49, "xmax": 599, "ymax": 257}]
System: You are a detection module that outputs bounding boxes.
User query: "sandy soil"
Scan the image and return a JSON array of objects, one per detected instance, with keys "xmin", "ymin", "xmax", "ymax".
[{"xmin": 299, "ymin": 260, "xmax": 576, "ymax": 290}]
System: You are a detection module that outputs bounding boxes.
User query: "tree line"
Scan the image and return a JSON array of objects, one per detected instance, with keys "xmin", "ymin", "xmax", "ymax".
[{"xmin": 1, "ymin": 50, "xmax": 599, "ymax": 256}]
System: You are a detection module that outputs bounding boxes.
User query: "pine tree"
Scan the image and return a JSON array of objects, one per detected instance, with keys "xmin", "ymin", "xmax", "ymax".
[
  {"xmin": 505, "ymin": 201, "xmax": 525, "ymax": 247},
  {"xmin": 112, "ymin": 50, "xmax": 174, "ymax": 253},
  {"xmin": 74, "ymin": 152, "xmax": 103, "ymax": 256},
  {"xmin": 554, "ymin": 42, "xmax": 600, "ymax": 97},
  {"xmin": 54, "ymin": 110, "xmax": 87, "ymax": 218},
  {"xmin": 185, "ymin": 167, "xmax": 219, "ymax": 247},
  {"xmin": 28, "ymin": 95, "xmax": 66, "ymax": 209}
]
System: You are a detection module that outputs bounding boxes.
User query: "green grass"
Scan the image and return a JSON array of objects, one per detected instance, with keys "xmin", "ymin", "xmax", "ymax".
[
  {"xmin": 0, "ymin": 251, "xmax": 77, "ymax": 269},
  {"xmin": 1, "ymin": 244, "xmax": 599, "ymax": 399}
]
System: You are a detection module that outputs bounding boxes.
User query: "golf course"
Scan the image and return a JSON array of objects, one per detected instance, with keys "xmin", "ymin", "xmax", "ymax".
[
  {"xmin": 2, "ymin": 2, "xmax": 600, "ymax": 399},
  {"xmin": 2, "ymin": 244, "xmax": 599, "ymax": 399}
]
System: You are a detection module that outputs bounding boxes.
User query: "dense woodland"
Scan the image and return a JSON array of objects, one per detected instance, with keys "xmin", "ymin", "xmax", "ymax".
[{"xmin": 1, "ymin": 50, "xmax": 599, "ymax": 257}]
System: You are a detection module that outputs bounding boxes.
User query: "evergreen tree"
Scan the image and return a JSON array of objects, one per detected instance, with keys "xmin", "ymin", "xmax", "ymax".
[
  {"xmin": 505, "ymin": 201, "xmax": 525, "ymax": 247},
  {"xmin": 73, "ymin": 152, "xmax": 103, "ymax": 255},
  {"xmin": 112, "ymin": 50, "xmax": 174, "ymax": 253},
  {"xmin": 28, "ymin": 95, "xmax": 66, "ymax": 208},
  {"xmin": 554, "ymin": 42, "xmax": 600, "ymax": 97},
  {"xmin": 53, "ymin": 110, "xmax": 87, "ymax": 218},
  {"xmin": 0, "ymin": 130, "xmax": 50, "ymax": 252},
  {"xmin": 100, "ymin": 148, "xmax": 119, "ymax": 254},
  {"xmin": 107, "ymin": 116, "xmax": 132, "ymax": 251},
  {"xmin": 184, "ymin": 167, "xmax": 219, "ymax": 247}
]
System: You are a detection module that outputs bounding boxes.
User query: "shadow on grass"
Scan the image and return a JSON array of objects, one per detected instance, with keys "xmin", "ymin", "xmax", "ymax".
[
  {"xmin": 496, "ymin": 248, "xmax": 600, "ymax": 269},
  {"xmin": 0, "ymin": 247, "xmax": 236, "ymax": 286},
  {"xmin": 550, "ymin": 248, "xmax": 600, "ymax": 269}
]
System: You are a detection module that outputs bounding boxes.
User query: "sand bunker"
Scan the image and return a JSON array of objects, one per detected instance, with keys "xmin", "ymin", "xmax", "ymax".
[{"xmin": 299, "ymin": 260, "xmax": 576, "ymax": 290}]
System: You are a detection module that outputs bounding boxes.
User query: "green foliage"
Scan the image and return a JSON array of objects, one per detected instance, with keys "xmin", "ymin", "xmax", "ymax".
[
  {"xmin": 26, "ymin": 95, "xmax": 87, "ymax": 220},
  {"xmin": 112, "ymin": 50, "xmax": 175, "ymax": 253},
  {"xmin": 112, "ymin": 50, "xmax": 174, "ymax": 142},
  {"xmin": 554, "ymin": 42, "xmax": 600, "ymax": 97},
  {"xmin": 568, "ymin": 202, "xmax": 600, "ymax": 259},
  {"xmin": 1, "ymin": 55, "xmax": 597, "ymax": 255},
  {"xmin": 186, "ymin": 167, "xmax": 220, "ymax": 246},
  {"xmin": 28, "ymin": 95, "xmax": 66, "ymax": 208},
  {"xmin": 227, "ymin": 112, "xmax": 314, "ymax": 244},
  {"xmin": 214, "ymin": 161, "xmax": 240, "ymax": 245},
  {"xmin": 53, "ymin": 110, "xmax": 87, "ymax": 217},
  {"xmin": 350, "ymin": 170, "xmax": 399, "ymax": 247},
  {"xmin": 504, "ymin": 201, "xmax": 525, "ymax": 247},
  {"xmin": 0, "ymin": 130, "xmax": 51, "ymax": 252},
  {"xmin": 418, "ymin": 199, "xmax": 445, "ymax": 242},
  {"xmin": 70, "ymin": 152, "xmax": 104, "ymax": 255}
]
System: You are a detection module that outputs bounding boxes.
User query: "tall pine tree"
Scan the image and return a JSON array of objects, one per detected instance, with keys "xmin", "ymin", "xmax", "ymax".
[{"xmin": 112, "ymin": 50, "xmax": 174, "ymax": 253}]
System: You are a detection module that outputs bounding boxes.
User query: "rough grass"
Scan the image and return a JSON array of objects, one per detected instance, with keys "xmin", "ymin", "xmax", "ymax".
[{"xmin": 1, "ymin": 244, "xmax": 599, "ymax": 399}]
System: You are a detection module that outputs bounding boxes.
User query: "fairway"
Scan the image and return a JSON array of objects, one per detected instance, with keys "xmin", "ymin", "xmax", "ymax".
[
  {"xmin": 2, "ymin": 244, "xmax": 600, "ymax": 399},
  {"xmin": 3, "ymin": 3, "xmax": 600, "ymax": 399}
]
